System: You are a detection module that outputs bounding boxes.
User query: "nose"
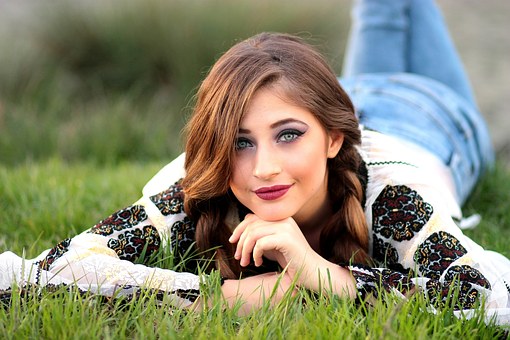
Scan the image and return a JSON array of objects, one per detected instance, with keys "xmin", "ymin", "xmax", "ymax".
[{"xmin": 253, "ymin": 145, "xmax": 281, "ymax": 180}]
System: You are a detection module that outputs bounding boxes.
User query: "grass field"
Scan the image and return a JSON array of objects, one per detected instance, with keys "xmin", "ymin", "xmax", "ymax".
[{"xmin": 1, "ymin": 0, "xmax": 509, "ymax": 338}]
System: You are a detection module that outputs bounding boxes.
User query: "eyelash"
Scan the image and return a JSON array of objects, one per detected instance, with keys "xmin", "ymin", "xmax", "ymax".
[
  {"xmin": 235, "ymin": 138, "xmax": 253, "ymax": 150},
  {"xmin": 235, "ymin": 129, "xmax": 304, "ymax": 151},
  {"xmin": 277, "ymin": 129, "xmax": 304, "ymax": 143}
]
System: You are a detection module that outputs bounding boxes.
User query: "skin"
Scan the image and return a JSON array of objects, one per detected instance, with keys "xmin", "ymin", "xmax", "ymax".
[{"xmin": 218, "ymin": 87, "xmax": 357, "ymax": 313}]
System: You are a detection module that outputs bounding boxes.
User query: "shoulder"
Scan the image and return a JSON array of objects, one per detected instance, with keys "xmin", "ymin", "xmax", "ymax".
[
  {"xmin": 143, "ymin": 153, "xmax": 186, "ymax": 197},
  {"xmin": 358, "ymin": 127, "xmax": 462, "ymax": 226}
]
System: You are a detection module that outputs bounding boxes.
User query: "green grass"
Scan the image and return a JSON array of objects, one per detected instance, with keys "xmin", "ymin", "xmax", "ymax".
[
  {"xmin": 463, "ymin": 164, "xmax": 510, "ymax": 259},
  {"xmin": 0, "ymin": 159, "xmax": 164, "ymax": 256},
  {"xmin": 0, "ymin": 159, "xmax": 509, "ymax": 338}
]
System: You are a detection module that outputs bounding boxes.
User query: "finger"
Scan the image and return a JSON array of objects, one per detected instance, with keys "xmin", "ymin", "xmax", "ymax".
[
  {"xmin": 238, "ymin": 223, "xmax": 273, "ymax": 266},
  {"xmin": 239, "ymin": 234, "xmax": 257, "ymax": 267},
  {"xmin": 234, "ymin": 215, "xmax": 263, "ymax": 260},
  {"xmin": 252, "ymin": 235, "xmax": 281, "ymax": 267},
  {"xmin": 234, "ymin": 219, "xmax": 254, "ymax": 260},
  {"xmin": 238, "ymin": 224, "xmax": 278, "ymax": 266},
  {"xmin": 228, "ymin": 213, "xmax": 256, "ymax": 244}
]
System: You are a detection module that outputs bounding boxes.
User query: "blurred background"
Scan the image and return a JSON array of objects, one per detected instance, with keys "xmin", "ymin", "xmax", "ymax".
[{"xmin": 0, "ymin": 0, "xmax": 508, "ymax": 166}]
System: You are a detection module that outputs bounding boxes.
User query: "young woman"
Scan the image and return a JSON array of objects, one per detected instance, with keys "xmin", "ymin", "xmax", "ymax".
[{"xmin": 1, "ymin": 0, "xmax": 509, "ymax": 324}]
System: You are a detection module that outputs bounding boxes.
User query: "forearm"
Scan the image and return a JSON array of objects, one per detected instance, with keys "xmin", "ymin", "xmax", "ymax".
[
  {"xmin": 220, "ymin": 273, "xmax": 296, "ymax": 315},
  {"xmin": 302, "ymin": 257, "xmax": 357, "ymax": 299}
]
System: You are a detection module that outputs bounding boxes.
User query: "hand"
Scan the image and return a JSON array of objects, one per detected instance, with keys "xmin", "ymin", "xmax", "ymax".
[
  {"xmin": 229, "ymin": 214, "xmax": 316, "ymax": 276},
  {"xmin": 228, "ymin": 214, "xmax": 356, "ymax": 297}
]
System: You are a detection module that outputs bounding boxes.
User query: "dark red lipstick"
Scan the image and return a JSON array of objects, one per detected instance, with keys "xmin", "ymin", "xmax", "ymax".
[{"xmin": 254, "ymin": 184, "xmax": 292, "ymax": 201}]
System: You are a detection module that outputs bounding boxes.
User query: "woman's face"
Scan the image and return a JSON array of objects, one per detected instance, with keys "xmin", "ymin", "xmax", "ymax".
[{"xmin": 229, "ymin": 87, "xmax": 343, "ymax": 226}]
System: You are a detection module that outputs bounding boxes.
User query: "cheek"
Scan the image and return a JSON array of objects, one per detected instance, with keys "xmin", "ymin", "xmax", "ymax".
[
  {"xmin": 229, "ymin": 159, "xmax": 249, "ymax": 191},
  {"xmin": 229, "ymin": 166, "xmax": 252, "ymax": 207},
  {"xmin": 288, "ymin": 143, "xmax": 328, "ymax": 176}
]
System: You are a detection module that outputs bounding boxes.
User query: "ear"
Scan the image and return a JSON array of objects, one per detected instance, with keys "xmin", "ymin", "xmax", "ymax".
[{"xmin": 326, "ymin": 132, "xmax": 344, "ymax": 159}]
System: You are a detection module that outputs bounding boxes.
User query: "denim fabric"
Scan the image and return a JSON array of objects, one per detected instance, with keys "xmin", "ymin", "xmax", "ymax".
[
  {"xmin": 340, "ymin": 0, "xmax": 494, "ymax": 204},
  {"xmin": 340, "ymin": 74, "xmax": 493, "ymax": 203}
]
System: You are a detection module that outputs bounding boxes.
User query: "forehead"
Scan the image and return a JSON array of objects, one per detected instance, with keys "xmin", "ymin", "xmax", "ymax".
[{"xmin": 240, "ymin": 87, "xmax": 321, "ymax": 130}]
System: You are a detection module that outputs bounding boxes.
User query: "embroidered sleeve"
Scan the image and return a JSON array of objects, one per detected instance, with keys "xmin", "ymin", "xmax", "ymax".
[
  {"xmin": 33, "ymin": 181, "xmax": 201, "ymax": 307},
  {"xmin": 353, "ymin": 184, "xmax": 493, "ymax": 311}
]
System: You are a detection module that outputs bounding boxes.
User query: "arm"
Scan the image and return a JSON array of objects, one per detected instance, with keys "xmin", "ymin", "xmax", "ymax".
[
  {"xmin": 219, "ymin": 272, "xmax": 296, "ymax": 315},
  {"xmin": 32, "ymin": 180, "xmax": 201, "ymax": 307},
  {"xmin": 354, "ymin": 184, "xmax": 497, "ymax": 311},
  {"xmin": 229, "ymin": 214, "xmax": 357, "ymax": 299}
]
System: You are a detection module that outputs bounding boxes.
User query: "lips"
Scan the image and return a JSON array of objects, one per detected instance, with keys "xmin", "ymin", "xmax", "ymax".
[{"xmin": 254, "ymin": 184, "xmax": 292, "ymax": 201}]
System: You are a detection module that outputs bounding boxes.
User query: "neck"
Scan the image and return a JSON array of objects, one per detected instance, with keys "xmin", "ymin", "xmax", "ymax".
[{"xmin": 297, "ymin": 195, "xmax": 334, "ymax": 252}]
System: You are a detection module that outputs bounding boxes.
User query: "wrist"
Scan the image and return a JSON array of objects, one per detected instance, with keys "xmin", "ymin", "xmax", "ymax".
[{"xmin": 307, "ymin": 258, "xmax": 357, "ymax": 299}]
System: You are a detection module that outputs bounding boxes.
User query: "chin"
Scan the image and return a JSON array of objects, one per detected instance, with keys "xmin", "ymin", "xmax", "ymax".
[{"xmin": 252, "ymin": 209, "xmax": 294, "ymax": 222}]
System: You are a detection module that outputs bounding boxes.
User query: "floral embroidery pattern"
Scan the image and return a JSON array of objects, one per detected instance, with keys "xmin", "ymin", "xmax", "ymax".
[
  {"xmin": 425, "ymin": 265, "xmax": 490, "ymax": 310},
  {"xmin": 170, "ymin": 216, "xmax": 196, "ymax": 256},
  {"xmin": 39, "ymin": 238, "xmax": 72, "ymax": 270},
  {"xmin": 107, "ymin": 225, "xmax": 161, "ymax": 263},
  {"xmin": 349, "ymin": 265, "xmax": 415, "ymax": 302},
  {"xmin": 349, "ymin": 266, "xmax": 379, "ymax": 300},
  {"xmin": 149, "ymin": 183, "xmax": 185, "ymax": 216},
  {"xmin": 444, "ymin": 265, "xmax": 491, "ymax": 290},
  {"xmin": 0, "ymin": 283, "xmax": 199, "ymax": 306},
  {"xmin": 372, "ymin": 236, "xmax": 410, "ymax": 273},
  {"xmin": 378, "ymin": 268, "xmax": 415, "ymax": 294},
  {"xmin": 372, "ymin": 185, "xmax": 433, "ymax": 241},
  {"xmin": 88, "ymin": 205, "xmax": 148, "ymax": 236},
  {"xmin": 373, "ymin": 235, "xmax": 399, "ymax": 265},
  {"xmin": 414, "ymin": 231, "xmax": 467, "ymax": 279}
]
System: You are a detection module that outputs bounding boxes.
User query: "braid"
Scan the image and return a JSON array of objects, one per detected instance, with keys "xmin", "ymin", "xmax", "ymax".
[
  {"xmin": 320, "ymin": 146, "xmax": 370, "ymax": 265},
  {"xmin": 190, "ymin": 197, "xmax": 242, "ymax": 279}
]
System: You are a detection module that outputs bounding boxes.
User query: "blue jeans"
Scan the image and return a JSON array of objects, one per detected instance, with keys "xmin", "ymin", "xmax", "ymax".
[{"xmin": 339, "ymin": 0, "xmax": 494, "ymax": 204}]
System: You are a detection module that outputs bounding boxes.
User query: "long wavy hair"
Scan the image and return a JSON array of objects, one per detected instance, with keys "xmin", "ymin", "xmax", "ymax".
[{"xmin": 182, "ymin": 32, "xmax": 369, "ymax": 278}]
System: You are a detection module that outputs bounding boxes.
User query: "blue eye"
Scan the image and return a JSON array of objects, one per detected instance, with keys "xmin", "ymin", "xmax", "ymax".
[
  {"xmin": 277, "ymin": 129, "xmax": 303, "ymax": 143},
  {"xmin": 235, "ymin": 138, "xmax": 253, "ymax": 150}
]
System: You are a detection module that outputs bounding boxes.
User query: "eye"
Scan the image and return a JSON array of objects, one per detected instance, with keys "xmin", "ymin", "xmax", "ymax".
[
  {"xmin": 277, "ymin": 129, "xmax": 303, "ymax": 143},
  {"xmin": 235, "ymin": 137, "xmax": 253, "ymax": 150}
]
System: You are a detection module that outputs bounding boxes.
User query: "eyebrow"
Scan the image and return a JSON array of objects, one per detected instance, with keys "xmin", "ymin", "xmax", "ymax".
[{"xmin": 238, "ymin": 118, "xmax": 308, "ymax": 134}]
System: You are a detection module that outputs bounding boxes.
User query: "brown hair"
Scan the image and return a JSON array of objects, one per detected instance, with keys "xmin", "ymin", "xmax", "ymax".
[{"xmin": 182, "ymin": 33, "xmax": 369, "ymax": 278}]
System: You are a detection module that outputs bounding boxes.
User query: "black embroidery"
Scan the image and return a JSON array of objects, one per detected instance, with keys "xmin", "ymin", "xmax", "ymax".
[
  {"xmin": 378, "ymin": 268, "xmax": 415, "ymax": 294},
  {"xmin": 372, "ymin": 236, "xmax": 410, "ymax": 274},
  {"xmin": 424, "ymin": 265, "xmax": 490, "ymax": 310},
  {"xmin": 170, "ymin": 216, "xmax": 197, "ymax": 257},
  {"xmin": 425, "ymin": 278, "xmax": 442, "ymax": 306},
  {"xmin": 349, "ymin": 265, "xmax": 415, "ymax": 301},
  {"xmin": 444, "ymin": 265, "xmax": 491, "ymax": 290},
  {"xmin": 350, "ymin": 266, "xmax": 379, "ymax": 301},
  {"xmin": 373, "ymin": 235, "xmax": 399, "ymax": 264},
  {"xmin": 414, "ymin": 231, "xmax": 467, "ymax": 279},
  {"xmin": 372, "ymin": 185, "xmax": 433, "ymax": 242},
  {"xmin": 149, "ymin": 183, "xmax": 185, "ymax": 216},
  {"xmin": 367, "ymin": 160, "xmax": 417, "ymax": 168},
  {"xmin": 442, "ymin": 265, "xmax": 490, "ymax": 309},
  {"xmin": 175, "ymin": 289, "xmax": 200, "ymax": 302},
  {"xmin": 0, "ymin": 284, "xmax": 199, "ymax": 309},
  {"xmin": 88, "ymin": 205, "xmax": 148, "ymax": 236},
  {"xmin": 39, "ymin": 238, "xmax": 72, "ymax": 270},
  {"xmin": 107, "ymin": 225, "xmax": 161, "ymax": 264}
]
